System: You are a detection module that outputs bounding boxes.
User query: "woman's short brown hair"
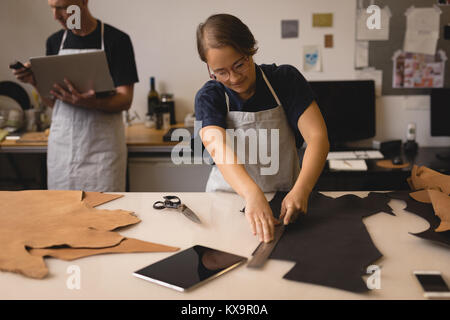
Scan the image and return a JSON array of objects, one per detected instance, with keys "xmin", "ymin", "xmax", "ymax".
[{"xmin": 196, "ymin": 14, "xmax": 258, "ymax": 62}]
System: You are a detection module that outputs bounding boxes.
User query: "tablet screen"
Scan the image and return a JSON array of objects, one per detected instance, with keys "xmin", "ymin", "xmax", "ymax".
[{"xmin": 133, "ymin": 245, "xmax": 247, "ymax": 292}]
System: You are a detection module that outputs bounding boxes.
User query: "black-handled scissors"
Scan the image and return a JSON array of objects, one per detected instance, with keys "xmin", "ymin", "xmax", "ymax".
[
  {"xmin": 153, "ymin": 195, "xmax": 181, "ymax": 209},
  {"xmin": 153, "ymin": 195, "xmax": 202, "ymax": 224}
]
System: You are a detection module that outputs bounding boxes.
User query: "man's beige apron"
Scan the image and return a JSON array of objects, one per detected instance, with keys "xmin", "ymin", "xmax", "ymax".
[{"xmin": 47, "ymin": 22, "xmax": 127, "ymax": 192}]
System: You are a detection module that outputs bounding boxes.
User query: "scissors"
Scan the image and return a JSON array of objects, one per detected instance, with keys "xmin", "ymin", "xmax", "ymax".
[{"xmin": 153, "ymin": 195, "xmax": 202, "ymax": 224}]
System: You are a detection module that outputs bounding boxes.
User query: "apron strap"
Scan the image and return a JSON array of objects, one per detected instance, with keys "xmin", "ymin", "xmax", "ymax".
[
  {"xmin": 58, "ymin": 21, "xmax": 104, "ymax": 53},
  {"xmin": 59, "ymin": 30, "xmax": 68, "ymax": 53},
  {"xmin": 260, "ymin": 67, "xmax": 282, "ymax": 106},
  {"xmin": 225, "ymin": 92, "xmax": 230, "ymax": 111},
  {"xmin": 225, "ymin": 66, "xmax": 282, "ymax": 111},
  {"xmin": 100, "ymin": 22, "xmax": 105, "ymax": 50}
]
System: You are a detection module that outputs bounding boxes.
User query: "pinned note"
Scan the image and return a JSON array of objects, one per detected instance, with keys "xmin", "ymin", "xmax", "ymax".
[
  {"xmin": 324, "ymin": 34, "xmax": 334, "ymax": 48},
  {"xmin": 303, "ymin": 45, "xmax": 322, "ymax": 72},
  {"xmin": 312, "ymin": 13, "xmax": 333, "ymax": 27},
  {"xmin": 403, "ymin": 6, "xmax": 441, "ymax": 55},
  {"xmin": 281, "ymin": 20, "xmax": 299, "ymax": 39}
]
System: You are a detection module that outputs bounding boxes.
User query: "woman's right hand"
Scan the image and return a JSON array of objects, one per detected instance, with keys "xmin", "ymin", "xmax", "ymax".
[
  {"xmin": 244, "ymin": 190, "xmax": 279, "ymax": 243},
  {"xmin": 12, "ymin": 62, "xmax": 36, "ymax": 86}
]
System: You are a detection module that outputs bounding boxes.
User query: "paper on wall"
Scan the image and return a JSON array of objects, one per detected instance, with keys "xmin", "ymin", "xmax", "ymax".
[
  {"xmin": 356, "ymin": 67, "xmax": 383, "ymax": 97},
  {"xmin": 303, "ymin": 45, "xmax": 322, "ymax": 72},
  {"xmin": 356, "ymin": 5, "xmax": 391, "ymax": 41},
  {"xmin": 281, "ymin": 20, "xmax": 299, "ymax": 39},
  {"xmin": 355, "ymin": 41, "xmax": 369, "ymax": 68},
  {"xmin": 312, "ymin": 13, "xmax": 333, "ymax": 27},
  {"xmin": 392, "ymin": 49, "xmax": 447, "ymax": 89},
  {"xmin": 403, "ymin": 6, "xmax": 441, "ymax": 56}
]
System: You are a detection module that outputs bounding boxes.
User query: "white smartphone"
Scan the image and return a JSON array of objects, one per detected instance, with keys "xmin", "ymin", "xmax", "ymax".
[{"xmin": 414, "ymin": 271, "xmax": 450, "ymax": 299}]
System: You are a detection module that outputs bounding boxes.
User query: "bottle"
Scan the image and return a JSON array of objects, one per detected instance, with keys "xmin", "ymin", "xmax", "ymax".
[
  {"xmin": 155, "ymin": 105, "xmax": 163, "ymax": 130},
  {"xmin": 161, "ymin": 104, "xmax": 171, "ymax": 129},
  {"xmin": 147, "ymin": 77, "xmax": 160, "ymax": 116},
  {"xmin": 145, "ymin": 114, "xmax": 155, "ymax": 128},
  {"xmin": 161, "ymin": 93, "xmax": 176, "ymax": 125}
]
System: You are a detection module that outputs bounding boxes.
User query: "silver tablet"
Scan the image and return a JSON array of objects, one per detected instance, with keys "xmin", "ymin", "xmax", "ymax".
[
  {"xmin": 133, "ymin": 245, "xmax": 247, "ymax": 292},
  {"xmin": 30, "ymin": 50, "xmax": 115, "ymax": 99}
]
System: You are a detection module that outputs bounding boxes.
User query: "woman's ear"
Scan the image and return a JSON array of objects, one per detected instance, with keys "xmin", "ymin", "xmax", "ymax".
[{"xmin": 207, "ymin": 64, "xmax": 217, "ymax": 80}]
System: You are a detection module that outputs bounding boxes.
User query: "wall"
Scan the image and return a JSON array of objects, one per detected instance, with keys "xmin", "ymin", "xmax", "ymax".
[{"xmin": 0, "ymin": 0, "xmax": 449, "ymax": 147}]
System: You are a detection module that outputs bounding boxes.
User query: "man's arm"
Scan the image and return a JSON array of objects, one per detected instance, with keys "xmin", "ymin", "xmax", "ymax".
[{"xmin": 51, "ymin": 79, "xmax": 134, "ymax": 113}]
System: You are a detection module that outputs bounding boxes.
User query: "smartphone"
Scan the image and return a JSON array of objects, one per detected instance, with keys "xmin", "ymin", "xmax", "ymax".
[
  {"xmin": 414, "ymin": 271, "xmax": 450, "ymax": 299},
  {"xmin": 9, "ymin": 60, "xmax": 29, "ymax": 70}
]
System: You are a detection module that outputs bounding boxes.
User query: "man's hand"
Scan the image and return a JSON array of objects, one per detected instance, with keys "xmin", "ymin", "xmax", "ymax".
[
  {"xmin": 12, "ymin": 62, "xmax": 36, "ymax": 86},
  {"xmin": 50, "ymin": 78, "xmax": 97, "ymax": 108},
  {"xmin": 279, "ymin": 187, "xmax": 310, "ymax": 225},
  {"xmin": 245, "ymin": 190, "xmax": 280, "ymax": 243}
]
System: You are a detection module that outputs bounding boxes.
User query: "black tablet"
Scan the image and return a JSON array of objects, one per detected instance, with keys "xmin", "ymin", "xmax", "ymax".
[{"xmin": 133, "ymin": 245, "xmax": 247, "ymax": 292}]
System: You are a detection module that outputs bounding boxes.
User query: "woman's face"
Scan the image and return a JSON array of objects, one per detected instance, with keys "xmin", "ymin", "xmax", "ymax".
[{"xmin": 205, "ymin": 46, "xmax": 256, "ymax": 96}]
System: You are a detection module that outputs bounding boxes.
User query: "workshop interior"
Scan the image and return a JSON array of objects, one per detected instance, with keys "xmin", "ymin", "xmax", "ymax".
[{"xmin": 0, "ymin": 0, "xmax": 449, "ymax": 306}]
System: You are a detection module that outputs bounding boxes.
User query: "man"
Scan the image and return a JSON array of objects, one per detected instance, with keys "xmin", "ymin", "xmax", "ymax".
[{"xmin": 13, "ymin": 0, "xmax": 138, "ymax": 192}]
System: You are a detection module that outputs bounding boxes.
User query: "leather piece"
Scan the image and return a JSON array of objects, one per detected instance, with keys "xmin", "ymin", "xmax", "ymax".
[
  {"xmin": 428, "ymin": 190, "xmax": 450, "ymax": 232},
  {"xmin": 82, "ymin": 191, "xmax": 124, "ymax": 208},
  {"xmin": 29, "ymin": 238, "xmax": 179, "ymax": 261},
  {"xmin": 408, "ymin": 190, "xmax": 450, "ymax": 232},
  {"xmin": 386, "ymin": 191, "xmax": 450, "ymax": 247},
  {"xmin": 0, "ymin": 190, "xmax": 177, "ymax": 279},
  {"xmin": 409, "ymin": 190, "xmax": 431, "ymax": 203},
  {"xmin": 408, "ymin": 165, "xmax": 450, "ymax": 232},
  {"xmin": 376, "ymin": 159, "xmax": 410, "ymax": 169},
  {"xmin": 268, "ymin": 191, "xmax": 394, "ymax": 293},
  {"xmin": 410, "ymin": 165, "xmax": 450, "ymax": 194}
]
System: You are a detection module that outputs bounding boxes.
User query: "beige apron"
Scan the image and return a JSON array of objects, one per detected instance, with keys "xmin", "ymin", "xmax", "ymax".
[
  {"xmin": 205, "ymin": 68, "xmax": 300, "ymax": 193},
  {"xmin": 47, "ymin": 22, "xmax": 127, "ymax": 192}
]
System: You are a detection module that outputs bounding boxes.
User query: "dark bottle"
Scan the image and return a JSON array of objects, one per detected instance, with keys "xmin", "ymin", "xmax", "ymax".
[
  {"xmin": 155, "ymin": 105, "xmax": 163, "ymax": 130},
  {"xmin": 147, "ymin": 77, "xmax": 160, "ymax": 116},
  {"xmin": 161, "ymin": 93, "xmax": 176, "ymax": 125}
]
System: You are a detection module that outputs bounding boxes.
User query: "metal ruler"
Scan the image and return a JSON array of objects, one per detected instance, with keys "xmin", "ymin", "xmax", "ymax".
[{"xmin": 247, "ymin": 224, "xmax": 285, "ymax": 268}]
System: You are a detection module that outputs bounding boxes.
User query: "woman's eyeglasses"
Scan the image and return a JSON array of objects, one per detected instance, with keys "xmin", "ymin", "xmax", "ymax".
[{"xmin": 207, "ymin": 56, "xmax": 250, "ymax": 81}]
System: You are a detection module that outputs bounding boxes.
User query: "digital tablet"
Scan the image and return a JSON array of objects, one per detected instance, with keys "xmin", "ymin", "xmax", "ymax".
[
  {"xmin": 133, "ymin": 245, "xmax": 247, "ymax": 292},
  {"xmin": 30, "ymin": 50, "xmax": 115, "ymax": 99}
]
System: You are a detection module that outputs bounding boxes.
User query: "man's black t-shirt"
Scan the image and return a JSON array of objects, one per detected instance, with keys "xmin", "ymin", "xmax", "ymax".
[{"xmin": 46, "ymin": 20, "xmax": 139, "ymax": 87}]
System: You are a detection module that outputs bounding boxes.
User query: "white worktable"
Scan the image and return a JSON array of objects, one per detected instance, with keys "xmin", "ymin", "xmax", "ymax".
[{"xmin": 1, "ymin": 191, "xmax": 449, "ymax": 300}]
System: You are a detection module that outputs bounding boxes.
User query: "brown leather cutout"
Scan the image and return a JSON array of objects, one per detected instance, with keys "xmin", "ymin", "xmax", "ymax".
[
  {"xmin": 376, "ymin": 159, "xmax": 410, "ymax": 169},
  {"xmin": 82, "ymin": 191, "xmax": 124, "ymax": 208},
  {"xmin": 408, "ymin": 166, "xmax": 450, "ymax": 232},
  {"xmin": 0, "ymin": 190, "xmax": 178, "ymax": 279},
  {"xmin": 429, "ymin": 190, "xmax": 450, "ymax": 232},
  {"xmin": 29, "ymin": 238, "xmax": 178, "ymax": 261},
  {"xmin": 411, "ymin": 165, "xmax": 450, "ymax": 194},
  {"xmin": 409, "ymin": 190, "xmax": 431, "ymax": 203}
]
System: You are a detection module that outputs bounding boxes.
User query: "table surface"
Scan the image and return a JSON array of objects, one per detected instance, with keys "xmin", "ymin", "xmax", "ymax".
[
  {"xmin": 1, "ymin": 191, "xmax": 449, "ymax": 300},
  {"xmin": 0, "ymin": 123, "xmax": 182, "ymax": 153}
]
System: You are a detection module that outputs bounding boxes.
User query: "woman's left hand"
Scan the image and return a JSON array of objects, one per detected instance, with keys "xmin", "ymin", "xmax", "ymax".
[{"xmin": 279, "ymin": 188, "xmax": 310, "ymax": 225}]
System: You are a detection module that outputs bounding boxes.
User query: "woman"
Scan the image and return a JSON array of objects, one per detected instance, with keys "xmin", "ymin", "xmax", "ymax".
[{"xmin": 195, "ymin": 14, "xmax": 329, "ymax": 243}]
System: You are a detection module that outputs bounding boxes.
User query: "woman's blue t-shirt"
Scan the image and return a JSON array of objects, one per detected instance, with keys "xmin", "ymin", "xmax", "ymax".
[{"xmin": 194, "ymin": 63, "xmax": 315, "ymax": 148}]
